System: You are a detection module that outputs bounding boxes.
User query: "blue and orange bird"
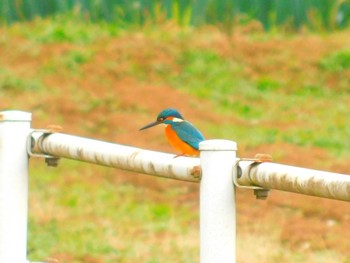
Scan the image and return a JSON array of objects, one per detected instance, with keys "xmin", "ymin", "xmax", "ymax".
[{"xmin": 139, "ymin": 108, "xmax": 205, "ymax": 157}]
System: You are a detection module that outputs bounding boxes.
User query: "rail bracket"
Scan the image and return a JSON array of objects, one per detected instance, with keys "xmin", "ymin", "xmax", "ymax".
[
  {"xmin": 233, "ymin": 154, "xmax": 271, "ymax": 200},
  {"xmin": 27, "ymin": 129, "xmax": 60, "ymax": 167}
]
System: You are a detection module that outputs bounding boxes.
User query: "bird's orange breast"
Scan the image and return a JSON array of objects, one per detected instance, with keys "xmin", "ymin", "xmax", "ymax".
[{"xmin": 165, "ymin": 125, "xmax": 199, "ymax": 156}]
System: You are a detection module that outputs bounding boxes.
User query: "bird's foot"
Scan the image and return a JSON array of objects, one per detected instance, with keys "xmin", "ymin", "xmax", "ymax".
[{"xmin": 173, "ymin": 153, "xmax": 185, "ymax": 158}]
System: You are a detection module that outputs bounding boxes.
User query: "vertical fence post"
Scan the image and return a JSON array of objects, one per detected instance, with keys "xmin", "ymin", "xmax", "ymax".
[
  {"xmin": 0, "ymin": 111, "xmax": 31, "ymax": 263},
  {"xmin": 199, "ymin": 140, "xmax": 237, "ymax": 263}
]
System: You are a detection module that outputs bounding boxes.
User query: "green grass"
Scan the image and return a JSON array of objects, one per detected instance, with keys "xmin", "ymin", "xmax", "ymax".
[
  {"xmin": 172, "ymin": 49, "xmax": 246, "ymax": 101},
  {"xmin": 0, "ymin": 66, "xmax": 44, "ymax": 92},
  {"xmin": 319, "ymin": 50, "xmax": 350, "ymax": 72},
  {"xmin": 41, "ymin": 48, "xmax": 94, "ymax": 76},
  {"xmin": 9, "ymin": 13, "xmax": 120, "ymax": 44}
]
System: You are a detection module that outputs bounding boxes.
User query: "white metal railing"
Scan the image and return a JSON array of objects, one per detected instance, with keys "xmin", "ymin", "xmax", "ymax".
[{"xmin": 1, "ymin": 110, "xmax": 350, "ymax": 263}]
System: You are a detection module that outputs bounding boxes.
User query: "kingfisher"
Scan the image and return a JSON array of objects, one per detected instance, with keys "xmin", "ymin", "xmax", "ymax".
[{"xmin": 139, "ymin": 108, "xmax": 205, "ymax": 157}]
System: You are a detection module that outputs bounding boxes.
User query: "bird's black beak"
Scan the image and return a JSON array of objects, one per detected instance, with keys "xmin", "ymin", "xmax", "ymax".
[{"xmin": 139, "ymin": 120, "xmax": 162, "ymax": 131}]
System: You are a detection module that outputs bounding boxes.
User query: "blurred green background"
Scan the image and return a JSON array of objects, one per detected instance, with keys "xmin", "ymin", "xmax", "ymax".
[
  {"xmin": 1, "ymin": 1, "xmax": 350, "ymax": 263},
  {"xmin": 1, "ymin": 0, "xmax": 350, "ymax": 30}
]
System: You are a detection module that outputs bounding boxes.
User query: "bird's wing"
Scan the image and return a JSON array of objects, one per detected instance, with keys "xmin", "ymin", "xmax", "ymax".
[{"xmin": 172, "ymin": 121, "xmax": 205, "ymax": 150}]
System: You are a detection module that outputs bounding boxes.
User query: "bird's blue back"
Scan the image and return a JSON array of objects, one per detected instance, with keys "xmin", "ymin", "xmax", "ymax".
[{"xmin": 170, "ymin": 121, "xmax": 205, "ymax": 150}]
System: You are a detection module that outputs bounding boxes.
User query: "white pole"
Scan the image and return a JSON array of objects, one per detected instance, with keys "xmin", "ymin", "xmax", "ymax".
[
  {"xmin": 0, "ymin": 111, "xmax": 31, "ymax": 263},
  {"xmin": 199, "ymin": 140, "xmax": 237, "ymax": 263}
]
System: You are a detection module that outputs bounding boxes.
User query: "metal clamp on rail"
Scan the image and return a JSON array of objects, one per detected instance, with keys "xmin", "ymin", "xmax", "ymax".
[
  {"xmin": 27, "ymin": 126, "xmax": 62, "ymax": 167},
  {"xmin": 233, "ymin": 154, "xmax": 272, "ymax": 200}
]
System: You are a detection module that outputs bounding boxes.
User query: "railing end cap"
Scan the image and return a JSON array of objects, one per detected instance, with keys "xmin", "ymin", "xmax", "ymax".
[
  {"xmin": 0, "ymin": 110, "xmax": 32, "ymax": 122},
  {"xmin": 199, "ymin": 139, "xmax": 237, "ymax": 151}
]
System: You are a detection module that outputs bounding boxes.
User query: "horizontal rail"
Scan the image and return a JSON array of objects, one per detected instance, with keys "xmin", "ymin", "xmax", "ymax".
[
  {"xmin": 31, "ymin": 132, "xmax": 350, "ymax": 202},
  {"xmin": 238, "ymin": 161, "xmax": 350, "ymax": 202},
  {"xmin": 32, "ymin": 132, "xmax": 200, "ymax": 182}
]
